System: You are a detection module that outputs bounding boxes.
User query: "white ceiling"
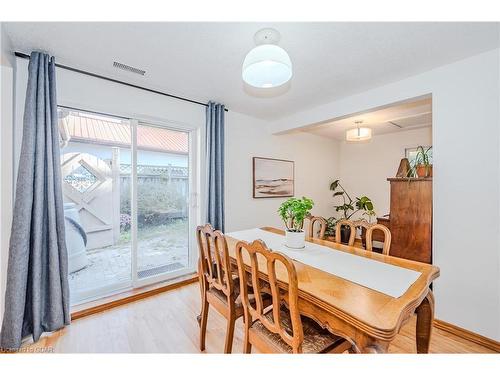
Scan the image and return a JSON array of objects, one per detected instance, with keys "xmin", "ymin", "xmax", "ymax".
[
  {"xmin": 303, "ymin": 97, "xmax": 432, "ymax": 140},
  {"xmin": 4, "ymin": 22, "xmax": 499, "ymax": 120}
]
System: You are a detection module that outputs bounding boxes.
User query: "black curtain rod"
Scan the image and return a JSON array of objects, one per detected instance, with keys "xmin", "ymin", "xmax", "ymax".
[{"xmin": 14, "ymin": 51, "xmax": 228, "ymax": 112}]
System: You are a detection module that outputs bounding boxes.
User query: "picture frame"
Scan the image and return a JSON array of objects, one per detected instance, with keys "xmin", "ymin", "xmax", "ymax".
[{"xmin": 252, "ymin": 157, "xmax": 294, "ymax": 198}]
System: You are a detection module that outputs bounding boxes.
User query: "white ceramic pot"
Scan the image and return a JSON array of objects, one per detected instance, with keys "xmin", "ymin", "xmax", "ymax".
[{"xmin": 285, "ymin": 230, "xmax": 305, "ymax": 249}]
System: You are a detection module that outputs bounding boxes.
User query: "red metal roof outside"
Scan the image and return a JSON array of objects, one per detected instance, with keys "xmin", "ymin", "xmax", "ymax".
[{"xmin": 63, "ymin": 112, "xmax": 188, "ymax": 154}]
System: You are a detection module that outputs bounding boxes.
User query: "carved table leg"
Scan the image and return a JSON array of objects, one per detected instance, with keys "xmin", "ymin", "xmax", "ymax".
[
  {"xmin": 415, "ymin": 289, "xmax": 434, "ymax": 353},
  {"xmin": 352, "ymin": 334, "xmax": 390, "ymax": 354},
  {"xmin": 359, "ymin": 342, "xmax": 389, "ymax": 354}
]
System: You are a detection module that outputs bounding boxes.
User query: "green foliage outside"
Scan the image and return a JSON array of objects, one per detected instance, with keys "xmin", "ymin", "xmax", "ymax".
[
  {"xmin": 121, "ymin": 180, "xmax": 185, "ymax": 215},
  {"xmin": 121, "ymin": 178, "xmax": 186, "ymax": 228}
]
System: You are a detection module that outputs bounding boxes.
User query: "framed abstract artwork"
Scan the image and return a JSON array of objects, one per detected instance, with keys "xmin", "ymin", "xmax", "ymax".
[{"xmin": 252, "ymin": 157, "xmax": 294, "ymax": 198}]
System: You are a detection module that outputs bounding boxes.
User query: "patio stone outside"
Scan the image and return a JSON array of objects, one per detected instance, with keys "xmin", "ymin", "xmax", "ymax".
[{"xmin": 69, "ymin": 220, "xmax": 189, "ymax": 304}]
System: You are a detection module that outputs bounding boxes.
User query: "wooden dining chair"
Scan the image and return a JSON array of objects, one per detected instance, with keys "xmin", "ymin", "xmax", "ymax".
[
  {"xmin": 196, "ymin": 223, "xmax": 242, "ymax": 353},
  {"xmin": 334, "ymin": 219, "xmax": 357, "ymax": 246},
  {"xmin": 354, "ymin": 220, "xmax": 392, "ymax": 255},
  {"xmin": 235, "ymin": 239, "xmax": 351, "ymax": 354},
  {"xmin": 307, "ymin": 215, "xmax": 327, "ymax": 239}
]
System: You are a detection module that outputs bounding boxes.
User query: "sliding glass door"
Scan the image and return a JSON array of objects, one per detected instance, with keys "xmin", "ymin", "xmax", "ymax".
[
  {"xmin": 133, "ymin": 122, "xmax": 192, "ymax": 286},
  {"xmin": 59, "ymin": 109, "xmax": 196, "ymax": 305}
]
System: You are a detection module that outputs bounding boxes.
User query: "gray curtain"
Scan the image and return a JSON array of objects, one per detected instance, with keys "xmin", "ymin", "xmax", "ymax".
[
  {"xmin": 206, "ymin": 102, "xmax": 225, "ymax": 231},
  {"xmin": 0, "ymin": 52, "xmax": 70, "ymax": 350}
]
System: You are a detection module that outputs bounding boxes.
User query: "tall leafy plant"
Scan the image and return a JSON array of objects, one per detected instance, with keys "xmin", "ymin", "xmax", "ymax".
[
  {"xmin": 278, "ymin": 197, "xmax": 314, "ymax": 232},
  {"xmin": 329, "ymin": 179, "xmax": 375, "ymax": 220}
]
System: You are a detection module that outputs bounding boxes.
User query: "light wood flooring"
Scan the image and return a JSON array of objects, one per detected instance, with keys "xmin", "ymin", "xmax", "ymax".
[{"xmin": 25, "ymin": 283, "xmax": 496, "ymax": 353}]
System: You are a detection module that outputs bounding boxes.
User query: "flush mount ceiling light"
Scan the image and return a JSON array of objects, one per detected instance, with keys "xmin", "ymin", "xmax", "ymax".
[
  {"xmin": 242, "ymin": 28, "xmax": 292, "ymax": 88},
  {"xmin": 346, "ymin": 120, "xmax": 372, "ymax": 142}
]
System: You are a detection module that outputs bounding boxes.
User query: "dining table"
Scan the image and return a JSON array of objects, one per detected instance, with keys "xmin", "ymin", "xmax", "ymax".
[{"xmin": 224, "ymin": 226, "xmax": 440, "ymax": 354}]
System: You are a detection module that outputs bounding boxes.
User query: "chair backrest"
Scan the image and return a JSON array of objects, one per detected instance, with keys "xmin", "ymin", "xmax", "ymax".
[
  {"xmin": 335, "ymin": 219, "xmax": 357, "ymax": 246},
  {"xmin": 354, "ymin": 220, "xmax": 392, "ymax": 255},
  {"xmin": 307, "ymin": 216, "xmax": 327, "ymax": 239},
  {"xmin": 235, "ymin": 239, "xmax": 304, "ymax": 353},
  {"xmin": 196, "ymin": 224, "xmax": 235, "ymax": 298}
]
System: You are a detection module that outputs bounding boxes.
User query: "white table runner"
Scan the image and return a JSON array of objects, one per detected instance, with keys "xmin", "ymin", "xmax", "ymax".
[{"xmin": 227, "ymin": 228, "xmax": 421, "ymax": 298}]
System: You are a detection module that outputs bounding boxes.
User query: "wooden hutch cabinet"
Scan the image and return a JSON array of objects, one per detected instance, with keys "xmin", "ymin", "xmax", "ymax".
[{"xmin": 381, "ymin": 178, "xmax": 432, "ymax": 264}]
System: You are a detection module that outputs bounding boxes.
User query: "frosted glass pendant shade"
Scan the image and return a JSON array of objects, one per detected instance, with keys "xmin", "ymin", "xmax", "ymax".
[
  {"xmin": 242, "ymin": 45, "xmax": 292, "ymax": 88},
  {"xmin": 346, "ymin": 127, "xmax": 372, "ymax": 142}
]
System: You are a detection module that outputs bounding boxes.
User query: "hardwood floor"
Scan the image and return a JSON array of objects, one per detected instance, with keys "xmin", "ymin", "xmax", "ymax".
[{"xmin": 25, "ymin": 283, "xmax": 495, "ymax": 353}]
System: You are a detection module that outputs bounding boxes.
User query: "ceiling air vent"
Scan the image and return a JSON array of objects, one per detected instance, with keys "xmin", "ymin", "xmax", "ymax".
[{"xmin": 113, "ymin": 61, "xmax": 146, "ymax": 76}]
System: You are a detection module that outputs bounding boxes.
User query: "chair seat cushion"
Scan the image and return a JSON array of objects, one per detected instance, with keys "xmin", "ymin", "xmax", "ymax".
[
  {"xmin": 208, "ymin": 276, "xmax": 268, "ymax": 309},
  {"xmin": 208, "ymin": 277, "xmax": 244, "ymax": 306},
  {"xmin": 251, "ymin": 307, "xmax": 345, "ymax": 353}
]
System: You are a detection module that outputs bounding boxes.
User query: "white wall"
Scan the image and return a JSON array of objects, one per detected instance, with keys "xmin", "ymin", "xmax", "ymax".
[
  {"xmin": 0, "ymin": 23, "xmax": 14, "ymax": 327},
  {"xmin": 225, "ymin": 111, "xmax": 339, "ymax": 232},
  {"xmin": 270, "ymin": 49, "xmax": 500, "ymax": 341},
  {"xmin": 339, "ymin": 127, "xmax": 432, "ymax": 218}
]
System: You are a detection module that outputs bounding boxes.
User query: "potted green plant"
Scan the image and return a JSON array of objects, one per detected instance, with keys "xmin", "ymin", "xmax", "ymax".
[
  {"xmin": 278, "ymin": 197, "xmax": 314, "ymax": 249},
  {"xmin": 413, "ymin": 146, "xmax": 433, "ymax": 178},
  {"xmin": 327, "ymin": 180, "xmax": 375, "ymax": 243},
  {"xmin": 324, "ymin": 216, "xmax": 338, "ymax": 240}
]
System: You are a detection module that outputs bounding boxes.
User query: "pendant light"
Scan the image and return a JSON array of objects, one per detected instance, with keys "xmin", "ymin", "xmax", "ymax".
[
  {"xmin": 346, "ymin": 120, "xmax": 372, "ymax": 142},
  {"xmin": 242, "ymin": 28, "xmax": 292, "ymax": 88}
]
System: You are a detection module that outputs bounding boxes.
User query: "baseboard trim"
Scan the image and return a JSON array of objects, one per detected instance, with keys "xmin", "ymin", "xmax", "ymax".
[
  {"xmin": 71, "ymin": 274, "xmax": 198, "ymax": 321},
  {"xmin": 434, "ymin": 319, "xmax": 500, "ymax": 353}
]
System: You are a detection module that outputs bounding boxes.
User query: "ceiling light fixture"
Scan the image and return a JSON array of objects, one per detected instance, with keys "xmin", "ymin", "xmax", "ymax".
[
  {"xmin": 242, "ymin": 28, "xmax": 292, "ymax": 88},
  {"xmin": 346, "ymin": 120, "xmax": 372, "ymax": 142}
]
